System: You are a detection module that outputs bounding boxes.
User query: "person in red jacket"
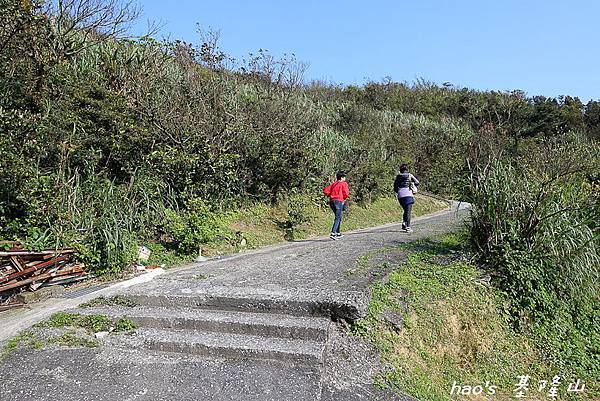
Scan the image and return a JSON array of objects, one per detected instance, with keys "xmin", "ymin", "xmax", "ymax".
[{"xmin": 323, "ymin": 170, "xmax": 350, "ymax": 240}]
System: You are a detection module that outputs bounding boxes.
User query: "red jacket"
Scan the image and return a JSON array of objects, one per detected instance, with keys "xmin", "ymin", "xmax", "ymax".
[{"xmin": 323, "ymin": 180, "xmax": 349, "ymax": 202}]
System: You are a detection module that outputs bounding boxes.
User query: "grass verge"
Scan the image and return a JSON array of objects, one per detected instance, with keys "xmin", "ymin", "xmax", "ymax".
[
  {"xmin": 352, "ymin": 234, "xmax": 593, "ymax": 401},
  {"xmin": 145, "ymin": 193, "xmax": 448, "ymax": 266}
]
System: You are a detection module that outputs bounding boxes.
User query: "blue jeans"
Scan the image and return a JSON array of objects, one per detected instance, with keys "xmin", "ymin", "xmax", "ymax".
[
  {"xmin": 398, "ymin": 196, "xmax": 415, "ymax": 227},
  {"xmin": 330, "ymin": 200, "xmax": 344, "ymax": 233}
]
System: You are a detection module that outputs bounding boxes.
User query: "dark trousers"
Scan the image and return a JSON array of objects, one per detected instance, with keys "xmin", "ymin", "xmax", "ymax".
[
  {"xmin": 330, "ymin": 200, "xmax": 344, "ymax": 233},
  {"xmin": 399, "ymin": 196, "xmax": 415, "ymax": 227}
]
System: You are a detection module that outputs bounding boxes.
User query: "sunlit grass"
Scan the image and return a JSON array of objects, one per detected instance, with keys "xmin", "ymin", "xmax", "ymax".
[
  {"xmin": 200, "ymin": 194, "xmax": 449, "ymax": 255},
  {"xmin": 351, "ymin": 236, "xmax": 586, "ymax": 401}
]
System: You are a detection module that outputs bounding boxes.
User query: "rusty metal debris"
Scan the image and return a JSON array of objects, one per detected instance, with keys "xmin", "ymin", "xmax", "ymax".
[{"xmin": 0, "ymin": 241, "xmax": 88, "ymax": 299}]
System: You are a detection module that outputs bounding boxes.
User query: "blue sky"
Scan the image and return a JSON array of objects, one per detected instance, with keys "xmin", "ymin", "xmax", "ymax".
[{"xmin": 132, "ymin": 0, "xmax": 599, "ymax": 102}]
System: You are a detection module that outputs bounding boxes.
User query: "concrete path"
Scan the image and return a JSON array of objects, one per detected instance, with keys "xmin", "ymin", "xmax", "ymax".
[{"xmin": 0, "ymin": 202, "xmax": 469, "ymax": 401}]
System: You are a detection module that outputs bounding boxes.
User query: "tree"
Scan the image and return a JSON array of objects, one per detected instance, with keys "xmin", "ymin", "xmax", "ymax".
[
  {"xmin": 558, "ymin": 95, "xmax": 585, "ymax": 133},
  {"xmin": 45, "ymin": 0, "xmax": 140, "ymax": 60},
  {"xmin": 584, "ymin": 100, "xmax": 600, "ymax": 140},
  {"xmin": 525, "ymin": 96, "xmax": 562, "ymax": 138}
]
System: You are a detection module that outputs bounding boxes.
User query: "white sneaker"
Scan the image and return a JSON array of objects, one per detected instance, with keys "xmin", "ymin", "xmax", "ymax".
[{"xmin": 330, "ymin": 233, "xmax": 337, "ymax": 240}]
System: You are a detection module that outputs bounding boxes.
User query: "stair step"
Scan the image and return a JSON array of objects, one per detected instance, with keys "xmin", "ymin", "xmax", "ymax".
[
  {"xmin": 126, "ymin": 292, "xmax": 322, "ymax": 316},
  {"xmin": 136, "ymin": 328, "xmax": 325, "ymax": 365},
  {"xmin": 76, "ymin": 306, "xmax": 330, "ymax": 341},
  {"xmin": 122, "ymin": 284, "xmax": 366, "ymax": 320}
]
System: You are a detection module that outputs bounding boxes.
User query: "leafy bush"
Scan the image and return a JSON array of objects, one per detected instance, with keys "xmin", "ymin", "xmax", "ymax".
[
  {"xmin": 114, "ymin": 317, "xmax": 136, "ymax": 332},
  {"xmin": 163, "ymin": 197, "xmax": 228, "ymax": 254}
]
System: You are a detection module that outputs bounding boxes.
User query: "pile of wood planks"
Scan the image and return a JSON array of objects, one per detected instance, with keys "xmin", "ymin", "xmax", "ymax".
[{"xmin": 0, "ymin": 242, "xmax": 88, "ymax": 298}]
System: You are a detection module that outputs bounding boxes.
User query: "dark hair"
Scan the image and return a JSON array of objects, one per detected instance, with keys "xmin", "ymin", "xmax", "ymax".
[
  {"xmin": 336, "ymin": 170, "xmax": 346, "ymax": 180},
  {"xmin": 400, "ymin": 164, "xmax": 409, "ymax": 173}
]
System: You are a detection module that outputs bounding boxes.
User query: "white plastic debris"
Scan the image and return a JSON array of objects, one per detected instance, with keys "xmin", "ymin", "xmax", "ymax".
[{"xmin": 138, "ymin": 246, "xmax": 151, "ymax": 261}]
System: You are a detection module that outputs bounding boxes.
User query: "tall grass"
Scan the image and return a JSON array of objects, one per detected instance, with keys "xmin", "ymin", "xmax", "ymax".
[
  {"xmin": 466, "ymin": 137, "xmax": 599, "ymax": 380},
  {"xmin": 39, "ymin": 172, "xmax": 172, "ymax": 273}
]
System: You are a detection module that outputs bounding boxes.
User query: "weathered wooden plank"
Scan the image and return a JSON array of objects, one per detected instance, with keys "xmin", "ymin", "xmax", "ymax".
[
  {"xmin": 9, "ymin": 256, "xmax": 25, "ymax": 272},
  {"xmin": 0, "ymin": 255, "xmax": 70, "ymax": 285},
  {"xmin": 0, "ymin": 265, "xmax": 85, "ymax": 293}
]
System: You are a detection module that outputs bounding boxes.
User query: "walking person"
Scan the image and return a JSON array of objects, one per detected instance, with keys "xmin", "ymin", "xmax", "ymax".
[
  {"xmin": 323, "ymin": 170, "xmax": 350, "ymax": 240},
  {"xmin": 394, "ymin": 164, "xmax": 419, "ymax": 232}
]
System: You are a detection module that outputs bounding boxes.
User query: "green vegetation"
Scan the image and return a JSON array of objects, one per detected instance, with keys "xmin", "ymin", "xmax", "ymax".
[
  {"xmin": 1, "ymin": 331, "xmax": 44, "ymax": 358},
  {"xmin": 114, "ymin": 317, "xmax": 136, "ymax": 332},
  {"xmin": 0, "ymin": 0, "xmax": 478, "ymax": 273},
  {"xmin": 80, "ymin": 295, "xmax": 137, "ymax": 308},
  {"xmin": 1, "ymin": 328, "xmax": 98, "ymax": 359},
  {"xmin": 50, "ymin": 332, "xmax": 98, "ymax": 348},
  {"xmin": 465, "ymin": 134, "xmax": 599, "ymax": 387},
  {"xmin": 2, "ymin": 1, "xmax": 595, "ymax": 274},
  {"xmin": 202, "ymin": 194, "xmax": 447, "ymax": 254},
  {"xmin": 354, "ymin": 235, "xmax": 596, "ymax": 400},
  {"xmin": 36, "ymin": 312, "xmax": 136, "ymax": 333},
  {"xmin": 0, "ymin": 312, "xmax": 137, "ymax": 355}
]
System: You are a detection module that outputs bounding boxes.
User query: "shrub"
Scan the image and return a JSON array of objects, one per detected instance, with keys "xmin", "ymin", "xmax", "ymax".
[{"xmin": 162, "ymin": 197, "xmax": 228, "ymax": 254}]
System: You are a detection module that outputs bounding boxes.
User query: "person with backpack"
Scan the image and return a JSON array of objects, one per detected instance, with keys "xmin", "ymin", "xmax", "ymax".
[
  {"xmin": 393, "ymin": 164, "xmax": 419, "ymax": 232},
  {"xmin": 323, "ymin": 170, "xmax": 350, "ymax": 240}
]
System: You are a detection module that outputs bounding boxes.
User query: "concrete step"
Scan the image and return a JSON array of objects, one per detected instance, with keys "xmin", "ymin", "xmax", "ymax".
[
  {"xmin": 122, "ymin": 284, "xmax": 366, "ymax": 321},
  {"xmin": 76, "ymin": 305, "xmax": 330, "ymax": 341},
  {"xmin": 125, "ymin": 292, "xmax": 321, "ymax": 316},
  {"xmin": 136, "ymin": 328, "xmax": 326, "ymax": 365}
]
